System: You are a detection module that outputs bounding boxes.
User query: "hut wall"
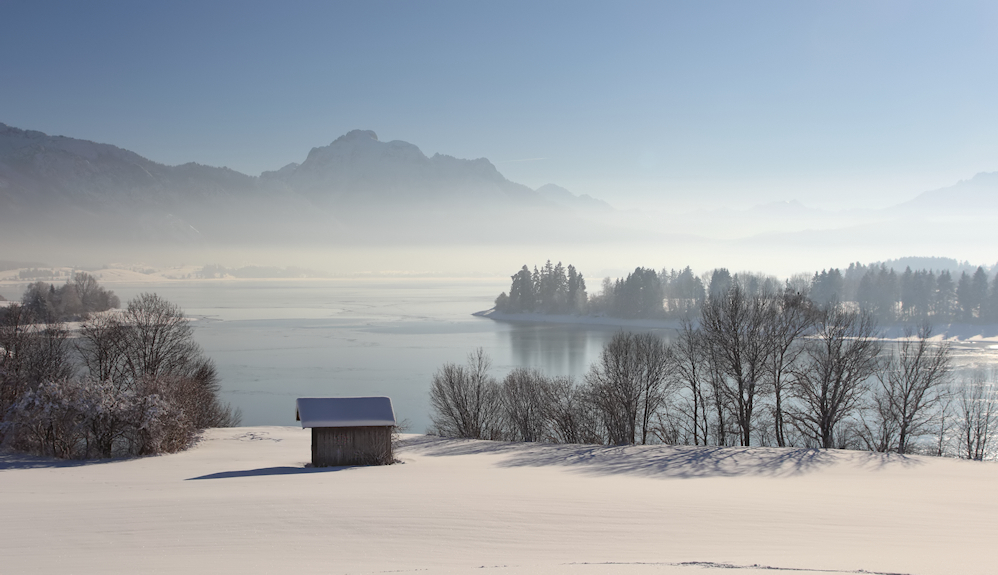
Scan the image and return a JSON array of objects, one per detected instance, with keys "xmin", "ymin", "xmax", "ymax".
[{"xmin": 312, "ymin": 426, "xmax": 393, "ymax": 467}]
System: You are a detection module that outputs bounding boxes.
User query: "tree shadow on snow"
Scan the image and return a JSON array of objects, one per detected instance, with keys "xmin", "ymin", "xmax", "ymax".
[
  {"xmin": 398, "ymin": 436, "xmax": 921, "ymax": 479},
  {"xmin": 0, "ymin": 452, "xmax": 127, "ymax": 470},
  {"xmin": 186, "ymin": 464, "xmax": 353, "ymax": 480}
]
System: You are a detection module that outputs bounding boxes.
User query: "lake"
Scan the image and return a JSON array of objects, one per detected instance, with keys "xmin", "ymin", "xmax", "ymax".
[
  {"xmin": 103, "ymin": 279, "xmax": 671, "ymax": 432},
  {"xmin": 73, "ymin": 279, "xmax": 998, "ymax": 434}
]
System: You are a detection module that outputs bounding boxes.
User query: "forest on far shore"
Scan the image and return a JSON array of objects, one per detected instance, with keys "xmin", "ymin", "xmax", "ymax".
[{"xmin": 494, "ymin": 259, "xmax": 998, "ymax": 325}]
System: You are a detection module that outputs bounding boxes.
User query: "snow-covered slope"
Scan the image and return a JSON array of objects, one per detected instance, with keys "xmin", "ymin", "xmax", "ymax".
[{"xmin": 2, "ymin": 426, "xmax": 994, "ymax": 574}]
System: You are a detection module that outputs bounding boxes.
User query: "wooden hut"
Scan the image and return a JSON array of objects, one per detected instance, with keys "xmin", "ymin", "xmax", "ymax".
[{"xmin": 295, "ymin": 397, "xmax": 396, "ymax": 467}]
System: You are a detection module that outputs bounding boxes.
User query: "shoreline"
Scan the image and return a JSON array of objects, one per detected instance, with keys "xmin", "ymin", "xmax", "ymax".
[
  {"xmin": 473, "ymin": 309, "xmax": 683, "ymax": 330},
  {"xmin": 473, "ymin": 308, "xmax": 998, "ymax": 342}
]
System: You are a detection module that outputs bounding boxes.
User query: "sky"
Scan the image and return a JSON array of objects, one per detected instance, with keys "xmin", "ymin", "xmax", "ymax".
[{"xmin": 2, "ymin": 0, "xmax": 997, "ymax": 211}]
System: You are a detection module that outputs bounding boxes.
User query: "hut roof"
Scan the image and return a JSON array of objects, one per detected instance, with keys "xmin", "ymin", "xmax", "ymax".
[{"xmin": 295, "ymin": 397, "xmax": 396, "ymax": 428}]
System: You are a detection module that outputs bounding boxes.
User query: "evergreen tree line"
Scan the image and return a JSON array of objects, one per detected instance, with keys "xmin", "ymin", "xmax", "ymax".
[
  {"xmin": 493, "ymin": 261, "xmax": 998, "ymax": 325},
  {"xmin": 0, "ymin": 276, "xmax": 238, "ymax": 459},
  {"xmin": 812, "ymin": 263, "xmax": 998, "ymax": 324},
  {"xmin": 434, "ymin": 286, "xmax": 997, "ymax": 459},
  {"xmin": 494, "ymin": 260, "xmax": 588, "ymax": 315}
]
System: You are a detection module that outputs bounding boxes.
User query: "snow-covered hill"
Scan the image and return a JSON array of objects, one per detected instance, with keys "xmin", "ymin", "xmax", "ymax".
[{"xmin": 2, "ymin": 426, "xmax": 995, "ymax": 574}]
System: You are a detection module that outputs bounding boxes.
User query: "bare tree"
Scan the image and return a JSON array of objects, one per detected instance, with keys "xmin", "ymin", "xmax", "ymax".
[
  {"xmin": 499, "ymin": 368, "xmax": 550, "ymax": 442},
  {"xmin": 932, "ymin": 393, "xmax": 954, "ymax": 457},
  {"xmin": 21, "ymin": 322, "xmax": 75, "ymax": 388},
  {"xmin": 706, "ymin": 349, "xmax": 732, "ymax": 445},
  {"xmin": 857, "ymin": 388, "xmax": 898, "ymax": 453},
  {"xmin": 584, "ymin": 331, "xmax": 676, "ymax": 445},
  {"xmin": 634, "ymin": 332, "xmax": 675, "ymax": 444},
  {"xmin": 789, "ymin": 304, "xmax": 881, "ymax": 449},
  {"xmin": 76, "ymin": 311, "xmax": 129, "ymax": 384},
  {"xmin": 700, "ymin": 285, "xmax": 773, "ymax": 446},
  {"xmin": 957, "ymin": 368, "xmax": 998, "ymax": 460},
  {"xmin": 669, "ymin": 318, "xmax": 711, "ymax": 445},
  {"xmin": 764, "ymin": 290, "xmax": 815, "ymax": 446},
  {"xmin": 119, "ymin": 293, "xmax": 202, "ymax": 383},
  {"xmin": 165, "ymin": 357, "xmax": 241, "ymax": 430},
  {"xmin": 428, "ymin": 348, "xmax": 500, "ymax": 439},
  {"xmin": 78, "ymin": 293, "xmax": 201, "ymax": 390},
  {"xmin": 586, "ymin": 332, "xmax": 642, "ymax": 445},
  {"xmin": 871, "ymin": 324, "xmax": 951, "ymax": 454},
  {"xmin": 544, "ymin": 376, "xmax": 603, "ymax": 444}
]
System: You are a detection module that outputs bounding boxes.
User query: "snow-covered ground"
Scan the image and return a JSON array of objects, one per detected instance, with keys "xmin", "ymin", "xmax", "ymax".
[{"xmin": 2, "ymin": 427, "xmax": 995, "ymax": 574}]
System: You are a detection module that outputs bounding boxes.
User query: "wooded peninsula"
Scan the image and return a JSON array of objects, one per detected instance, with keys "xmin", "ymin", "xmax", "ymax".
[{"xmin": 493, "ymin": 259, "xmax": 998, "ymax": 325}]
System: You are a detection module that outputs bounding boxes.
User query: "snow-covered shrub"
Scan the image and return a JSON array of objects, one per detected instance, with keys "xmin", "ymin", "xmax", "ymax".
[
  {"xmin": 73, "ymin": 378, "xmax": 139, "ymax": 458},
  {"xmin": 1, "ymin": 290, "xmax": 237, "ymax": 460},
  {"xmin": 2, "ymin": 376, "xmax": 201, "ymax": 459},
  {"xmin": 132, "ymin": 377, "xmax": 196, "ymax": 455},
  {"xmin": 2, "ymin": 379, "xmax": 88, "ymax": 458}
]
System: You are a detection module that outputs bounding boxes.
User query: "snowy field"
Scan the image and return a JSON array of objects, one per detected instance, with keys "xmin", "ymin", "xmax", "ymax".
[{"xmin": 2, "ymin": 427, "xmax": 996, "ymax": 575}]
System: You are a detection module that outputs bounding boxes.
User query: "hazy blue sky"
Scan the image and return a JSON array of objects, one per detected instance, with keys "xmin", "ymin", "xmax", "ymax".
[{"xmin": 2, "ymin": 1, "xmax": 996, "ymax": 210}]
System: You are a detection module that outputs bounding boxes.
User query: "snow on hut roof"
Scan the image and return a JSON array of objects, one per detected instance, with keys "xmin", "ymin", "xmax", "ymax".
[{"xmin": 295, "ymin": 397, "xmax": 396, "ymax": 428}]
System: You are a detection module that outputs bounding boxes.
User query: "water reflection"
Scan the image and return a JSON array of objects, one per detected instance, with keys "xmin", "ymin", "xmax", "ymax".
[{"xmin": 501, "ymin": 322, "xmax": 676, "ymax": 379}]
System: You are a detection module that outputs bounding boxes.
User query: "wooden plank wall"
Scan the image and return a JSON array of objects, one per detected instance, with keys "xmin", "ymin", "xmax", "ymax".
[{"xmin": 312, "ymin": 426, "xmax": 393, "ymax": 467}]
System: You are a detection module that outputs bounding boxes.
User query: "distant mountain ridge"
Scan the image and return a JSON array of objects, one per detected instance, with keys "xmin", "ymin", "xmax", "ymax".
[
  {"xmin": 535, "ymin": 183, "xmax": 613, "ymax": 212},
  {"xmin": 2, "ymin": 121, "xmax": 996, "ymax": 265},
  {"xmin": 0, "ymin": 123, "xmax": 610, "ymax": 245},
  {"xmin": 895, "ymin": 171, "xmax": 998, "ymax": 214},
  {"xmin": 275, "ymin": 129, "xmax": 542, "ymax": 208},
  {"xmin": 0, "ymin": 123, "xmax": 256, "ymax": 209}
]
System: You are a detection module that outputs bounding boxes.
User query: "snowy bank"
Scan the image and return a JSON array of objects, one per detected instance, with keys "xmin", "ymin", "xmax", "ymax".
[{"xmin": 2, "ymin": 427, "xmax": 996, "ymax": 574}]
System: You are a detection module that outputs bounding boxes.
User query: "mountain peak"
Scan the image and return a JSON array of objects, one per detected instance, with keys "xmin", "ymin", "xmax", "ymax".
[
  {"xmin": 902, "ymin": 170, "xmax": 998, "ymax": 213},
  {"xmin": 335, "ymin": 129, "xmax": 379, "ymax": 144}
]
